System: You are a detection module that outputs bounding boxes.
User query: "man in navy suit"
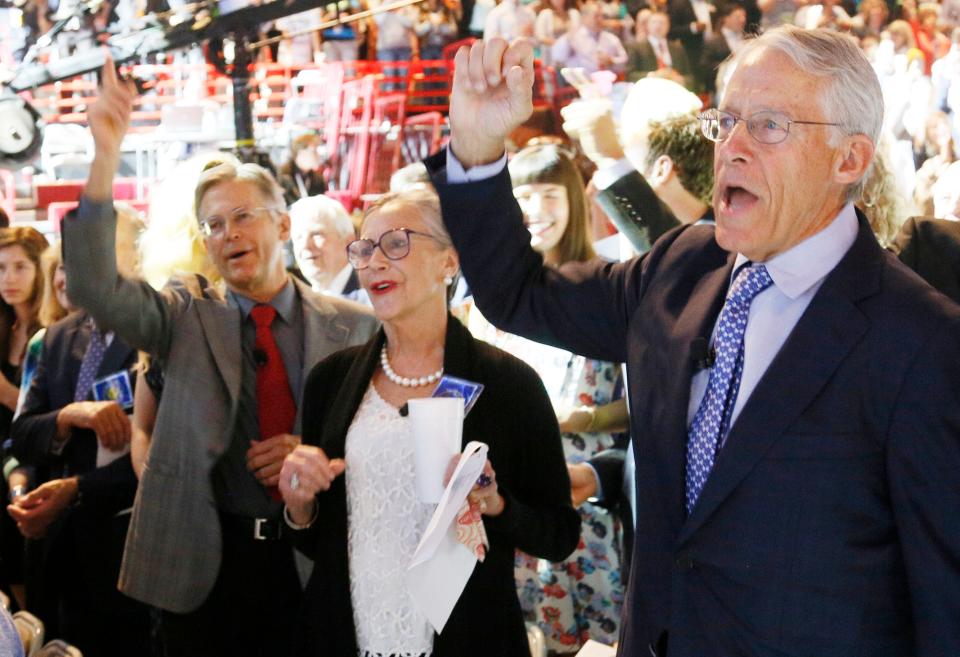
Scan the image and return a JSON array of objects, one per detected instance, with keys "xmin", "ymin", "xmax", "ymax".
[{"xmin": 430, "ymin": 27, "xmax": 960, "ymax": 657}]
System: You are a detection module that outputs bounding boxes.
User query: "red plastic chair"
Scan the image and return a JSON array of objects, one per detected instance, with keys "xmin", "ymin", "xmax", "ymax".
[
  {"xmin": 365, "ymin": 93, "xmax": 408, "ymax": 196},
  {"xmin": 328, "ymin": 75, "xmax": 377, "ymax": 211},
  {"xmin": 401, "ymin": 111, "xmax": 445, "ymax": 164}
]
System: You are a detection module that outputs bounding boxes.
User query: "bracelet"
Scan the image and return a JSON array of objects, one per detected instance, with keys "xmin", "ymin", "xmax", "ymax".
[{"xmin": 283, "ymin": 501, "xmax": 318, "ymax": 530}]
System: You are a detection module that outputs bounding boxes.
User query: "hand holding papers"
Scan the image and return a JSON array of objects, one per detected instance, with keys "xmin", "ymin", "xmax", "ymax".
[{"xmin": 407, "ymin": 441, "xmax": 490, "ymax": 634}]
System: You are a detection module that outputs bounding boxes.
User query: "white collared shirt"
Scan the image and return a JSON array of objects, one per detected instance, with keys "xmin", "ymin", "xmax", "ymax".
[
  {"xmin": 648, "ymin": 36, "xmax": 672, "ymax": 67},
  {"xmin": 686, "ymin": 203, "xmax": 860, "ymax": 432},
  {"xmin": 319, "ymin": 263, "xmax": 355, "ymax": 297}
]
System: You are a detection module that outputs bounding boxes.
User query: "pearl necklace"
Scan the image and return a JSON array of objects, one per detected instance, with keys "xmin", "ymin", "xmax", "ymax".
[{"xmin": 380, "ymin": 345, "xmax": 444, "ymax": 387}]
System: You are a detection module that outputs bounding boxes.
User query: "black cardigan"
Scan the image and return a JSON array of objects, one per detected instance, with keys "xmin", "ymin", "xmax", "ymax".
[{"xmin": 286, "ymin": 315, "xmax": 581, "ymax": 657}]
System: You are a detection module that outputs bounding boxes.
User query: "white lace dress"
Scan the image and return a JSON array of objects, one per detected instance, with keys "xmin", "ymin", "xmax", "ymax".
[{"xmin": 345, "ymin": 384, "xmax": 436, "ymax": 657}]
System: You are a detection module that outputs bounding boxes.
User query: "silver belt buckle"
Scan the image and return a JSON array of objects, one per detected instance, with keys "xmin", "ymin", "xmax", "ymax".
[{"xmin": 253, "ymin": 517, "xmax": 268, "ymax": 541}]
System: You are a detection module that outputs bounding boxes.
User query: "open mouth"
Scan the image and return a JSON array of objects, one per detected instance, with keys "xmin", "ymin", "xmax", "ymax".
[
  {"xmin": 227, "ymin": 249, "xmax": 251, "ymax": 262},
  {"xmin": 721, "ymin": 185, "xmax": 759, "ymax": 214},
  {"xmin": 370, "ymin": 280, "xmax": 398, "ymax": 295}
]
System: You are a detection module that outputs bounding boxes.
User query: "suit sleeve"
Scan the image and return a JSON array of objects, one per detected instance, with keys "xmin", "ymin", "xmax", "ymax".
[
  {"xmin": 595, "ymin": 169, "xmax": 682, "ymax": 254},
  {"xmin": 10, "ymin": 330, "xmax": 60, "ymax": 466},
  {"xmin": 430, "ymin": 151, "xmax": 648, "ymax": 364},
  {"xmin": 62, "ymin": 198, "xmax": 184, "ymax": 358},
  {"xmin": 483, "ymin": 360, "xmax": 581, "ymax": 562},
  {"xmin": 886, "ymin": 312, "xmax": 960, "ymax": 655},
  {"xmin": 588, "ymin": 447, "xmax": 626, "ymax": 507}
]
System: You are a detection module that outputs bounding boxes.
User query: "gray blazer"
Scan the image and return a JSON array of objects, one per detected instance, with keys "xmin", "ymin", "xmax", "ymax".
[{"xmin": 62, "ymin": 199, "xmax": 378, "ymax": 613}]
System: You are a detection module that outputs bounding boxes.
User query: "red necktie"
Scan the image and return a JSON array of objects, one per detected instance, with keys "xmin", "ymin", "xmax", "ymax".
[{"xmin": 251, "ymin": 304, "xmax": 296, "ymax": 500}]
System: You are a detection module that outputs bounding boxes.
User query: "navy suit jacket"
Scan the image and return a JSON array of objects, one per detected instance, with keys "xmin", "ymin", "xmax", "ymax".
[
  {"xmin": 427, "ymin": 151, "xmax": 960, "ymax": 657},
  {"xmin": 12, "ymin": 311, "xmax": 139, "ymax": 516}
]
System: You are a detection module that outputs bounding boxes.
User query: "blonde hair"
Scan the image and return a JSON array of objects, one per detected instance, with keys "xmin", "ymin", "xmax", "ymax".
[
  {"xmin": 141, "ymin": 152, "xmax": 234, "ymax": 289},
  {"xmin": 858, "ymin": 139, "xmax": 911, "ymax": 246},
  {"xmin": 193, "ymin": 160, "xmax": 286, "ymax": 221},
  {"xmin": 38, "ymin": 242, "xmax": 68, "ymax": 327}
]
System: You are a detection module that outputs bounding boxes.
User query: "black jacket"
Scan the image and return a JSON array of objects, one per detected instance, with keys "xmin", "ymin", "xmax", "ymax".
[{"xmin": 286, "ymin": 315, "xmax": 580, "ymax": 657}]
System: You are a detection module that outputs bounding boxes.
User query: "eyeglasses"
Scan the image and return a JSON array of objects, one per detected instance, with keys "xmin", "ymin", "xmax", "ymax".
[
  {"xmin": 697, "ymin": 108, "xmax": 841, "ymax": 145},
  {"xmin": 346, "ymin": 228, "xmax": 439, "ymax": 270},
  {"xmin": 198, "ymin": 206, "xmax": 276, "ymax": 238}
]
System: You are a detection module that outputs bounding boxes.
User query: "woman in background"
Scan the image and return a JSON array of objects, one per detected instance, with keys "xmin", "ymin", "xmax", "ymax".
[
  {"xmin": 467, "ymin": 144, "xmax": 626, "ymax": 654},
  {"xmin": 0, "ymin": 227, "xmax": 48, "ymax": 436},
  {"xmin": 0, "ymin": 227, "xmax": 47, "ymax": 611}
]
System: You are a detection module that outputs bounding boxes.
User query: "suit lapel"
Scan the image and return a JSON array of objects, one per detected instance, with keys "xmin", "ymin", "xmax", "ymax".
[
  {"xmin": 647, "ymin": 255, "xmax": 734, "ymax": 536},
  {"xmin": 678, "ymin": 217, "xmax": 882, "ymax": 544},
  {"xmin": 196, "ymin": 301, "xmax": 243, "ymax": 407},
  {"xmin": 297, "ymin": 280, "xmax": 354, "ymax": 430}
]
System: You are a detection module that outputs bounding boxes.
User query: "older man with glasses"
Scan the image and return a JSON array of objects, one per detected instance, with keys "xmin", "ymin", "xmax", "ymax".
[
  {"xmin": 429, "ymin": 26, "xmax": 960, "ymax": 657},
  {"xmin": 60, "ymin": 59, "xmax": 377, "ymax": 657}
]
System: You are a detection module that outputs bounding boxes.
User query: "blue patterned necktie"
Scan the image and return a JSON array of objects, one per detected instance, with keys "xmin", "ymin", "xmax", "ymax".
[
  {"xmin": 74, "ymin": 323, "xmax": 107, "ymax": 402},
  {"xmin": 685, "ymin": 263, "xmax": 773, "ymax": 513}
]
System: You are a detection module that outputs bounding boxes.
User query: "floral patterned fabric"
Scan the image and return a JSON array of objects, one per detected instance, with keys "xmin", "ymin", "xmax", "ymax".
[{"xmin": 468, "ymin": 311, "xmax": 624, "ymax": 653}]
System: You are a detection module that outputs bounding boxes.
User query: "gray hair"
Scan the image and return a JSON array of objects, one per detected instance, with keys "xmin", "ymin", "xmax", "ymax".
[
  {"xmin": 361, "ymin": 186, "xmax": 459, "ymax": 300},
  {"xmin": 362, "ymin": 186, "xmax": 453, "ymax": 250},
  {"xmin": 193, "ymin": 161, "xmax": 286, "ymax": 220},
  {"xmin": 739, "ymin": 26, "xmax": 884, "ymax": 199},
  {"xmin": 289, "ymin": 195, "xmax": 356, "ymax": 239}
]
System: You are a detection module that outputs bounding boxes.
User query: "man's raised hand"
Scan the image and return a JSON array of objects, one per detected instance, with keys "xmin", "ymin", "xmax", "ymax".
[
  {"xmin": 85, "ymin": 54, "xmax": 138, "ymax": 201},
  {"xmin": 449, "ymin": 38, "xmax": 536, "ymax": 169}
]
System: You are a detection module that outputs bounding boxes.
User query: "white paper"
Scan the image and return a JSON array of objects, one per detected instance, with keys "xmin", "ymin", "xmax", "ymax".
[
  {"xmin": 575, "ymin": 640, "xmax": 617, "ymax": 657},
  {"xmin": 406, "ymin": 441, "xmax": 488, "ymax": 633},
  {"xmin": 408, "ymin": 397, "xmax": 464, "ymax": 503},
  {"xmin": 96, "ymin": 442, "xmax": 130, "ymax": 468}
]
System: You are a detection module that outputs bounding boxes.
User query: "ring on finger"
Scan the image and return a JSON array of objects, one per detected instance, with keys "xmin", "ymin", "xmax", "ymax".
[
  {"xmin": 476, "ymin": 473, "xmax": 493, "ymax": 488},
  {"xmin": 290, "ymin": 472, "xmax": 300, "ymax": 491}
]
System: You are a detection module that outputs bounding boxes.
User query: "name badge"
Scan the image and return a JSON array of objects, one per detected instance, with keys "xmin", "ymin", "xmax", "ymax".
[
  {"xmin": 92, "ymin": 370, "xmax": 134, "ymax": 410},
  {"xmin": 432, "ymin": 376, "xmax": 484, "ymax": 416}
]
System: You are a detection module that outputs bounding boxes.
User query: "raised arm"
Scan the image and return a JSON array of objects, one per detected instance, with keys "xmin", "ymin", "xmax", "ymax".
[
  {"xmin": 62, "ymin": 58, "xmax": 182, "ymax": 357},
  {"xmin": 434, "ymin": 39, "xmax": 652, "ymax": 363}
]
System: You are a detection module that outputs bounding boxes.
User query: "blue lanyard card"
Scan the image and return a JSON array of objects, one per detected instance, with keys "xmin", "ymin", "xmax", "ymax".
[
  {"xmin": 92, "ymin": 370, "xmax": 134, "ymax": 410},
  {"xmin": 432, "ymin": 375, "xmax": 484, "ymax": 416}
]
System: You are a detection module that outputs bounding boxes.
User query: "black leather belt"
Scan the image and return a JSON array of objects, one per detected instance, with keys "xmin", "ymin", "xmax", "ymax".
[{"xmin": 219, "ymin": 512, "xmax": 283, "ymax": 541}]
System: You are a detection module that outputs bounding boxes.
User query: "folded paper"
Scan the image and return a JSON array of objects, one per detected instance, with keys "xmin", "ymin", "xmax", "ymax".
[{"xmin": 406, "ymin": 441, "xmax": 489, "ymax": 633}]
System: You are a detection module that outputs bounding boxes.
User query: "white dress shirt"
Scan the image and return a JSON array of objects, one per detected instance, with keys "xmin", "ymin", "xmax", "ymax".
[
  {"xmin": 686, "ymin": 203, "xmax": 859, "ymax": 436},
  {"xmin": 483, "ymin": 0, "xmax": 536, "ymax": 41},
  {"xmin": 550, "ymin": 25, "xmax": 628, "ymax": 73}
]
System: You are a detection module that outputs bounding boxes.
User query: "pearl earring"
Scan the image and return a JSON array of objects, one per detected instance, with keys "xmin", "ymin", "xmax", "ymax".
[{"xmin": 444, "ymin": 276, "xmax": 453, "ymax": 286}]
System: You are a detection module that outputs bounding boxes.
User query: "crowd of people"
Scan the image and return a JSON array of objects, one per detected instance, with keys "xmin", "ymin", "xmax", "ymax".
[{"xmin": 0, "ymin": 0, "xmax": 958, "ymax": 653}]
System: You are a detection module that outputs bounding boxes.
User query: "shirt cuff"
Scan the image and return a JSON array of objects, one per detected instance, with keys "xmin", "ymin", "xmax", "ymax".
[
  {"xmin": 445, "ymin": 149, "xmax": 508, "ymax": 184},
  {"xmin": 283, "ymin": 502, "xmax": 318, "ymax": 530},
  {"xmin": 591, "ymin": 157, "xmax": 635, "ymax": 191},
  {"xmin": 583, "ymin": 461, "xmax": 604, "ymax": 501}
]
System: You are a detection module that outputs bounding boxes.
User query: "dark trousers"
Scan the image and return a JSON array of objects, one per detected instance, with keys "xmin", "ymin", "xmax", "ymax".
[
  {"xmin": 160, "ymin": 517, "xmax": 303, "ymax": 657},
  {"xmin": 58, "ymin": 512, "xmax": 152, "ymax": 657}
]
